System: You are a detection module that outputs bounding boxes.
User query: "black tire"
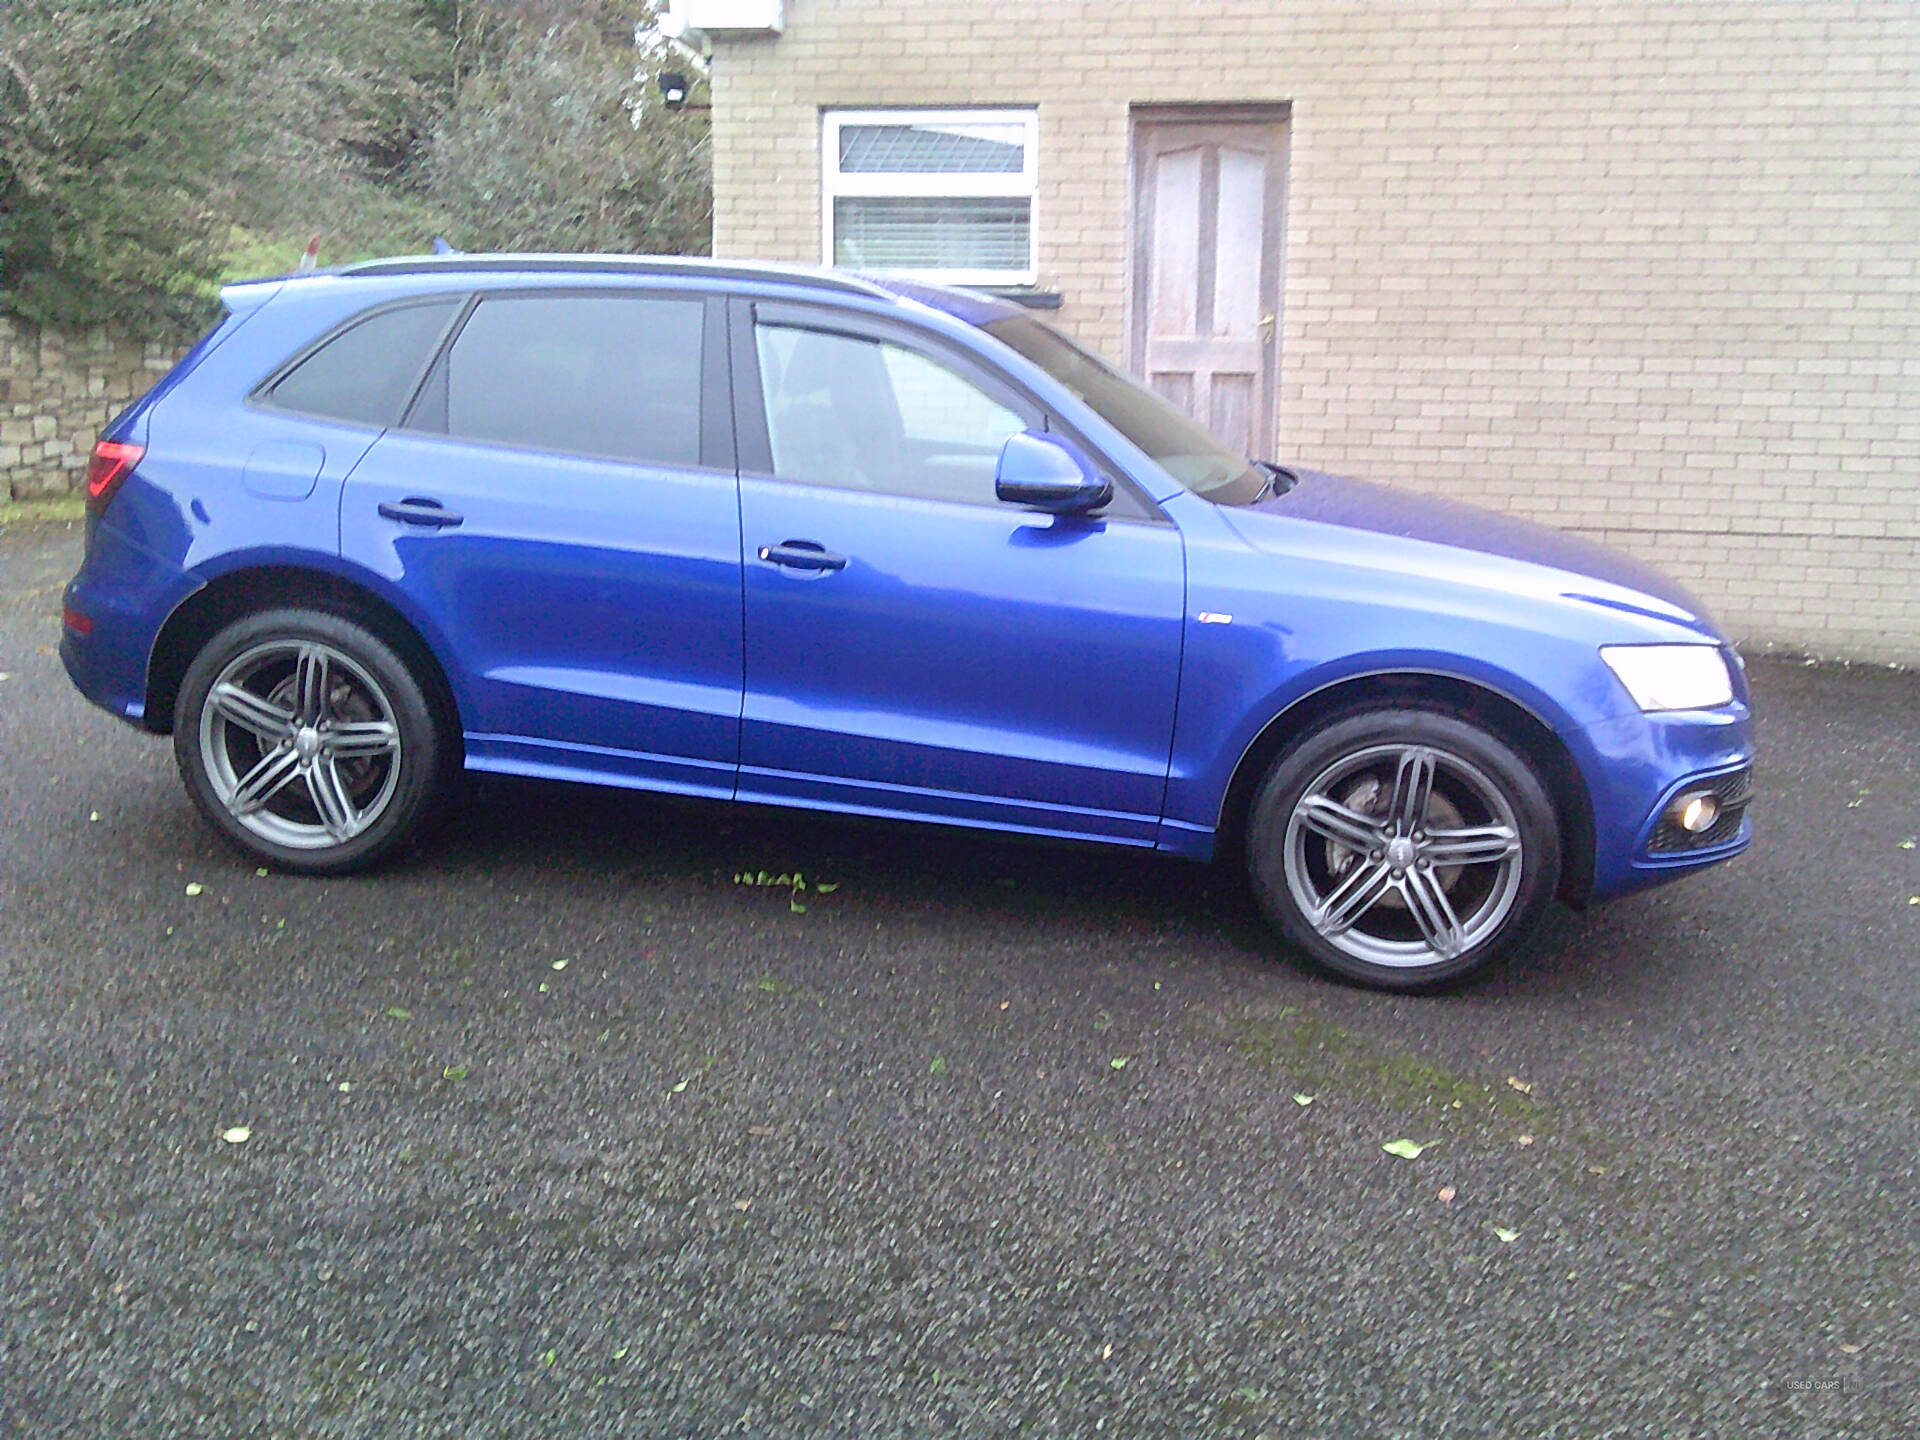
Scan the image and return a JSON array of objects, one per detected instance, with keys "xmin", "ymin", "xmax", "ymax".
[
  {"xmin": 173, "ymin": 608, "xmax": 447, "ymax": 874},
  {"xmin": 1246, "ymin": 709, "xmax": 1561, "ymax": 990}
]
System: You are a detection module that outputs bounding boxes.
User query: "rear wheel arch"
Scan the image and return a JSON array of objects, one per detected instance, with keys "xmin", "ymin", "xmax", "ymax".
[
  {"xmin": 1215, "ymin": 670, "xmax": 1596, "ymax": 907},
  {"xmin": 145, "ymin": 565, "xmax": 463, "ymax": 757}
]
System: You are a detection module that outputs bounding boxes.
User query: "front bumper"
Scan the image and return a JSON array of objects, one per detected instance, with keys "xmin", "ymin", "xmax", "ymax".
[{"xmin": 1580, "ymin": 701, "xmax": 1754, "ymax": 903}]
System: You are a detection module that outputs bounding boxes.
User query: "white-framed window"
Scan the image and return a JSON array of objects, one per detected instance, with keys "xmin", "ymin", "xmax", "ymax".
[{"xmin": 821, "ymin": 109, "xmax": 1038, "ymax": 286}]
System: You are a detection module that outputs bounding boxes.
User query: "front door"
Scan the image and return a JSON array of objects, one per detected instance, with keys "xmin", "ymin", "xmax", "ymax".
[
  {"xmin": 1130, "ymin": 108, "xmax": 1288, "ymax": 456},
  {"xmin": 732, "ymin": 302, "xmax": 1186, "ymax": 844}
]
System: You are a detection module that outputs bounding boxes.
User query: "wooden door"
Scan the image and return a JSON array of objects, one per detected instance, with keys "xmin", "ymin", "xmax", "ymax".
[{"xmin": 1130, "ymin": 110, "xmax": 1288, "ymax": 457}]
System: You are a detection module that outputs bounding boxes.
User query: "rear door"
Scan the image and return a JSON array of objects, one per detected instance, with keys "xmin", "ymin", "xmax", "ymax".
[
  {"xmin": 339, "ymin": 288, "xmax": 744, "ymax": 798},
  {"xmin": 732, "ymin": 300, "xmax": 1186, "ymax": 844}
]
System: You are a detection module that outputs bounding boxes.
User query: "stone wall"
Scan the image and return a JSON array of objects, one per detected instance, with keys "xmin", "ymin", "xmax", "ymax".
[{"xmin": 0, "ymin": 314, "xmax": 183, "ymax": 501}]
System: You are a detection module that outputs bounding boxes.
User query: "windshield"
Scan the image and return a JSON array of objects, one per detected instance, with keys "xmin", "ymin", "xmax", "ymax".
[{"xmin": 981, "ymin": 314, "xmax": 1269, "ymax": 505}]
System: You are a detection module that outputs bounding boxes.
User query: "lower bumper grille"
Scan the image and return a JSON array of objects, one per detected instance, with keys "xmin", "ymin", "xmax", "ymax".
[{"xmin": 1648, "ymin": 765, "xmax": 1752, "ymax": 854}]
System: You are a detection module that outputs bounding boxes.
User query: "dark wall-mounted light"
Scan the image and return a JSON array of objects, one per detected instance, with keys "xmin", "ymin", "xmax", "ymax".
[{"xmin": 657, "ymin": 72, "xmax": 711, "ymax": 111}]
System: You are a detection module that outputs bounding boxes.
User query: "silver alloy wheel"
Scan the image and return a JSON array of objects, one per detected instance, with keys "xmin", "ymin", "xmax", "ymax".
[
  {"xmin": 1282, "ymin": 742, "xmax": 1525, "ymax": 969},
  {"xmin": 197, "ymin": 639, "xmax": 403, "ymax": 851}
]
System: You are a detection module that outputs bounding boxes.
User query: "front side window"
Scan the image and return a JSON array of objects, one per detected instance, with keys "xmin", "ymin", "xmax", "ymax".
[
  {"xmin": 823, "ymin": 110, "xmax": 1037, "ymax": 285},
  {"xmin": 756, "ymin": 322, "xmax": 1026, "ymax": 505},
  {"xmin": 434, "ymin": 293, "xmax": 704, "ymax": 467}
]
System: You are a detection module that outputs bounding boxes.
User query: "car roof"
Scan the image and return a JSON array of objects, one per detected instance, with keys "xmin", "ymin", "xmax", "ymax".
[{"xmin": 223, "ymin": 253, "xmax": 1025, "ymax": 329}]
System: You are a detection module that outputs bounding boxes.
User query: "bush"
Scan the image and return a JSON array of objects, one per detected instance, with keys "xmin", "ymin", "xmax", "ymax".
[
  {"xmin": 0, "ymin": 1, "xmax": 241, "ymax": 335},
  {"xmin": 427, "ymin": 9, "xmax": 709, "ymax": 256},
  {"xmin": 0, "ymin": 0, "xmax": 711, "ymax": 334}
]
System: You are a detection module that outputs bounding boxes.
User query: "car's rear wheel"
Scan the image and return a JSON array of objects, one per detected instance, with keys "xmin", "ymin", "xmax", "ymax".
[
  {"xmin": 1247, "ymin": 709, "xmax": 1560, "ymax": 989},
  {"xmin": 174, "ymin": 609, "xmax": 446, "ymax": 873}
]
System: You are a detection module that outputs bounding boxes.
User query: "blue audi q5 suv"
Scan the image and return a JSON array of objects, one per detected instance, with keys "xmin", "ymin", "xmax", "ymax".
[{"xmin": 62, "ymin": 255, "xmax": 1753, "ymax": 988}]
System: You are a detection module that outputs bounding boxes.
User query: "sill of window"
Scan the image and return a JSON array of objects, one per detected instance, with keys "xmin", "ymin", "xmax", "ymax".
[{"xmin": 970, "ymin": 287, "xmax": 1063, "ymax": 310}]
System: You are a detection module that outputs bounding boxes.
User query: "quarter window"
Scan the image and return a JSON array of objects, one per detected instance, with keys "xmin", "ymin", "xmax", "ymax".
[
  {"xmin": 756, "ymin": 323, "xmax": 1026, "ymax": 506},
  {"xmin": 267, "ymin": 300, "xmax": 459, "ymax": 427},
  {"xmin": 822, "ymin": 110, "xmax": 1038, "ymax": 285},
  {"xmin": 437, "ymin": 293, "xmax": 704, "ymax": 466}
]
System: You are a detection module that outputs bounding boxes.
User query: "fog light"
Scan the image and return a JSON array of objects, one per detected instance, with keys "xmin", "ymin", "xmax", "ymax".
[{"xmin": 1674, "ymin": 792, "xmax": 1721, "ymax": 834}]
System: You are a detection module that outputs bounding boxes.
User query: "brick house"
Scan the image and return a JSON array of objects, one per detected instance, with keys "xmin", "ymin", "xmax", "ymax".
[{"xmin": 679, "ymin": 0, "xmax": 1920, "ymax": 661}]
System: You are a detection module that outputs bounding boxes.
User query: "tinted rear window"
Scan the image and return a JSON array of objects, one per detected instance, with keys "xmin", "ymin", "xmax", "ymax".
[
  {"xmin": 439, "ymin": 293, "xmax": 704, "ymax": 466},
  {"xmin": 268, "ymin": 300, "xmax": 460, "ymax": 427}
]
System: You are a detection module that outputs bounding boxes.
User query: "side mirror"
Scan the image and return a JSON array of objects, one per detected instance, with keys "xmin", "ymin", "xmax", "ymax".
[{"xmin": 995, "ymin": 431, "xmax": 1113, "ymax": 514}]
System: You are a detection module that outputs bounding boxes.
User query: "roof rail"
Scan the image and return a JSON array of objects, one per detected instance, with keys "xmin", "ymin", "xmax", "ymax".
[{"xmin": 335, "ymin": 253, "xmax": 894, "ymax": 298}]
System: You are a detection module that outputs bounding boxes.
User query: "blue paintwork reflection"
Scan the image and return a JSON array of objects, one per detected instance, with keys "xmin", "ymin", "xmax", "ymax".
[
  {"xmin": 737, "ymin": 479, "xmax": 1184, "ymax": 843},
  {"xmin": 340, "ymin": 433, "xmax": 745, "ymax": 798}
]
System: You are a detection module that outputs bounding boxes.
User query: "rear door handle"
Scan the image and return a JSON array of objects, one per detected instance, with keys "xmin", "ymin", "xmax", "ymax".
[
  {"xmin": 378, "ymin": 497, "xmax": 463, "ymax": 529},
  {"xmin": 758, "ymin": 540, "xmax": 847, "ymax": 572}
]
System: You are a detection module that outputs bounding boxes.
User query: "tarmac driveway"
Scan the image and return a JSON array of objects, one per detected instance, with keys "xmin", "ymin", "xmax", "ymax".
[{"xmin": 3, "ymin": 512, "xmax": 1916, "ymax": 1438}]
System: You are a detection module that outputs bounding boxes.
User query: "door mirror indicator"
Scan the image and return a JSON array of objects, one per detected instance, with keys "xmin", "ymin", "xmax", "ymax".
[{"xmin": 994, "ymin": 431, "xmax": 1113, "ymax": 514}]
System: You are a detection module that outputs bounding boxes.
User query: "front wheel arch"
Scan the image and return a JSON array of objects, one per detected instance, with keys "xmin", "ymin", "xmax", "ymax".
[{"xmin": 1215, "ymin": 671, "xmax": 1595, "ymax": 908}]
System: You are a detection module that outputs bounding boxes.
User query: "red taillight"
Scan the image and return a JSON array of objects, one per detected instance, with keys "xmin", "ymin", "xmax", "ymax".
[
  {"xmin": 62, "ymin": 604, "xmax": 93, "ymax": 636},
  {"xmin": 86, "ymin": 439, "xmax": 144, "ymax": 517}
]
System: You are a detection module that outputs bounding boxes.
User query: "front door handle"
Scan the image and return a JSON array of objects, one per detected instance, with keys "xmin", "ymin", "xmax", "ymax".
[
  {"xmin": 758, "ymin": 540, "xmax": 847, "ymax": 572},
  {"xmin": 378, "ymin": 497, "xmax": 463, "ymax": 529}
]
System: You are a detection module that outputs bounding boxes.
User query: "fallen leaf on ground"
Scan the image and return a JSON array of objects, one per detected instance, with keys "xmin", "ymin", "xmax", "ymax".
[
  {"xmin": 1382, "ymin": 1139, "xmax": 1429, "ymax": 1159},
  {"xmin": 442, "ymin": 1064, "xmax": 468, "ymax": 1080},
  {"xmin": 384, "ymin": 1006, "xmax": 412, "ymax": 1020},
  {"xmin": 929, "ymin": 1055, "xmax": 949, "ymax": 1076},
  {"xmin": 1493, "ymin": 1226, "xmax": 1520, "ymax": 1243},
  {"xmin": 1840, "ymin": 1343, "xmax": 1863, "ymax": 1355},
  {"xmin": 1292, "ymin": 1093, "xmax": 1315, "ymax": 1106},
  {"xmin": 1899, "ymin": 840, "xmax": 1916, "ymax": 850},
  {"xmin": 1109, "ymin": 1057, "xmax": 1129, "ymax": 1070},
  {"xmin": 733, "ymin": 1199, "xmax": 751, "ymax": 1212},
  {"xmin": 221, "ymin": 1127, "xmax": 251, "ymax": 1145},
  {"xmin": 669, "ymin": 1079, "xmax": 688, "ymax": 1093},
  {"xmin": 815, "ymin": 882, "xmax": 839, "ymax": 894},
  {"xmin": 89, "ymin": 811, "xmax": 100, "ymax": 822},
  {"xmin": 1505, "ymin": 1076, "xmax": 1532, "ymax": 1094},
  {"xmin": 254, "ymin": 867, "xmax": 268, "ymax": 876},
  {"xmin": 1516, "ymin": 1134, "xmax": 1535, "ymax": 1147},
  {"xmin": 184, "ymin": 883, "xmax": 204, "ymax": 897},
  {"xmin": 747, "ymin": 1124, "xmax": 775, "ymax": 1137},
  {"xmin": 337, "ymin": 1082, "xmax": 352, "ymax": 1093},
  {"xmin": 1437, "ymin": 1186, "xmax": 1456, "ymax": 1203},
  {"xmin": 551, "ymin": 959, "xmax": 568, "ymax": 970}
]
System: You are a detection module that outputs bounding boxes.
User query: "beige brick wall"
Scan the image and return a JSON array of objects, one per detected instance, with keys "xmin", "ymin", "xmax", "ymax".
[{"xmin": 708, "ymin": 0, "xmax": 1920, "ymax": 662}]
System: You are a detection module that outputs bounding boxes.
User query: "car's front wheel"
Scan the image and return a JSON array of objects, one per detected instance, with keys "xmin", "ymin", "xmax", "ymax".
[
  {"xmin": 174, "ymin": 609, "xmax": 447, "ymax": 873},
  {"xmin": 1247, "ymin": 709, "xmax": 1561, "ymax": 989}
]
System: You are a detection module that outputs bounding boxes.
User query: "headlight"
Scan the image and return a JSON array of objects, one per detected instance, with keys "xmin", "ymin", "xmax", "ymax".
[{"xmin": 1600, "ymin": 644, "xmax": 1734, "ymax": 712}]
